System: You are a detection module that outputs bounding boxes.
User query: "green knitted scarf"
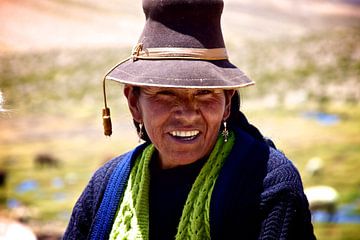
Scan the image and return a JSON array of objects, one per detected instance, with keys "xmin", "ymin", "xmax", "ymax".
[{"xmin": 109, "ymin": 131, "xmax": 235, "ymax": 240}]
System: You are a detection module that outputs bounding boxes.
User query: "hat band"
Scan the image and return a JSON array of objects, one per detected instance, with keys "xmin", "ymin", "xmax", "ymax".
[
  {"xmin": 101, "ymin": 44, "xmax": 229, "ymax": 137},
  {"xmin": 132, "ymin": 43, "xmax": 228, "ymax": 61}
]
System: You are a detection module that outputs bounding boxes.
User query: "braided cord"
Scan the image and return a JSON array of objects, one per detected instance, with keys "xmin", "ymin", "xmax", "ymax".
[
  {"xmin": 176, "ymin": 131, "xmax": 235, "ymax": 240},
  {"xmin": 110, "ymin": 132, "xmax": 235, "ymax": 240},
  {"xmin": 109, "ymin": 145, "xmax": 155, "ymax": 240}
]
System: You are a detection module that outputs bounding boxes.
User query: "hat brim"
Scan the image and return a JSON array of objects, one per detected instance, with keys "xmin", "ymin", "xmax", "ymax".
[{"xmin": 106, "ymin": 59, "xmax": 254, "ymax": 89}]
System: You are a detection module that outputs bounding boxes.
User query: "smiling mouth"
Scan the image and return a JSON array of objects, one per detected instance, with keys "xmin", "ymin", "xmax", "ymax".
[{"xmin": 169, "ymin": 130, "xmax": 200, "ymax": 141}]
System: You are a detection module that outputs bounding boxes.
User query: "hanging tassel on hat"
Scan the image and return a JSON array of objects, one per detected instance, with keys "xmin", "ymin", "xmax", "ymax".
[
  {"xmin": 101, "ymin": 57, "xmax": 131, "ymax": 137},
  {"xmin": 102, "ymin": 107, "xmax": 112, "ymax": 136},
  {"xmin": 102, "ymin": 77, "xmax": 112, "ymax": 136}
]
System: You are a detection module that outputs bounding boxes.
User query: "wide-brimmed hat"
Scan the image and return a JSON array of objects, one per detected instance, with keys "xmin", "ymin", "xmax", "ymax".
[
  {"xmin": 104, "ymin": 0, "xmax": 254, "ymax": 89},
  {"xmin": 102, "ymin": 0, "xmax": 255, "ymax": 136}
]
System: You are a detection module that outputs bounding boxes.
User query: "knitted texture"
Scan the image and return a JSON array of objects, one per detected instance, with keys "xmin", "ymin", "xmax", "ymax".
[
  {"xmin": 109, "ymin": 132, "xmax": 234, "ymax": 240},
  {"xmin": 257, "ymin": 147, "xmax": 315, "ymax": 240},
  {"xmin": 176, "ymin": 132, "xmax": 234, "ymax": 240},
  {"xmin": 89, "ymin": 145, "xmax": 145, "ymax": 240},
  {"xmin": 63, "ymin": 153, "xmax": 130, "ymax": 239},
  {"xmin": 63, "ymin": 128, "xmax": 315, "ymax": 240},
  {"xmin": 110, "ymin": 144, "xmax": 155, "ymax": 240}
]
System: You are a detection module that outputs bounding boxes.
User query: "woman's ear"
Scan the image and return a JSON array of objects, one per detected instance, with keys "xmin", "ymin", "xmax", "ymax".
[
  {"xmin": 223, "ymin": 90, "xmax": 235, "ymax": 121},
  {"xmin": 124, "ymin": 85, "xmax": 142, "ymax": 122}
]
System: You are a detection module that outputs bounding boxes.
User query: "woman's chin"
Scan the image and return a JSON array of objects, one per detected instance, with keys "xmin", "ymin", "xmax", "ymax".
[
  {"xmin": 157, "ymin": 145, "xmax": 207, "ymax": 168},
  {"xmin": 154, "ymin": 133, "xmax": 216, "ymax": 168}
]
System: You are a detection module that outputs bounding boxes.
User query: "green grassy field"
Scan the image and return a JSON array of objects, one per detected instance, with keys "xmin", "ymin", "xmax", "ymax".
[{"xmin": 0, "ymin": 26, "xmax": 359, "ymax": 238}]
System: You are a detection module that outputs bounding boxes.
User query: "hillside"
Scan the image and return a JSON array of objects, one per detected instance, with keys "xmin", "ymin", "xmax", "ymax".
[{"xmin": 1, "ymin": 0, "xmax": 359, "ymax": 53}]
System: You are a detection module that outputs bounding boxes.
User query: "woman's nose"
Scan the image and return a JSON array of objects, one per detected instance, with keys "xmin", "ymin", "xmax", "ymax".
[{"xmin": 173, "ymin": 99, "xmax": 200, "ymax": 122}]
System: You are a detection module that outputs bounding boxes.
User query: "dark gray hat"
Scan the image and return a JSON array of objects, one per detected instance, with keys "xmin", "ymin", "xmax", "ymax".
[{"xmin": 105, "ymin": 0, "xmax": 254, "ymax": 89}]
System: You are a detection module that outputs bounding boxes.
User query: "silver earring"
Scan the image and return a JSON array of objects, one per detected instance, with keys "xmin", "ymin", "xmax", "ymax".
[
  {"xmin": 138, "ymin": 123, "xmax": 144, "ymax": 142},
  {"xmin": 222, "ymin": 121, "xmax": 229, "ymax": 143}
]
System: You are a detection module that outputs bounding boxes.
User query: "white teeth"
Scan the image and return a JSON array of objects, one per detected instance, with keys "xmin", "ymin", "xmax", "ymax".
[{"xmin": 170, "ymin": 130, "xmax": 199, "ymax": 137}]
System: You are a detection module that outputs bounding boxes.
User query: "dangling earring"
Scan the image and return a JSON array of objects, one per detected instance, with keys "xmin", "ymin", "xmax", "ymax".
[
  {"xmin": 138, "ymin": 123, "xmax": 144, "ymax": 142},
  {"xmin": 222, "ymin": 121, "xmax": 229, "ymax": 143}
]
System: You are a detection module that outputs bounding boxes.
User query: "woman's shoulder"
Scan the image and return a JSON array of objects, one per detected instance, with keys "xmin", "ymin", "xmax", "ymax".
[
  {"xmin": 63, "ymin": 148, "xmax": 139, "ymax": 238},
  {"xmin": 80, "ymin": 149, "xmax": 137, "ymax": 214},
  {"xmin": 89, "ymin": 143, "xmax": 148, "ymax": 190},
  {"xmin": 262, "ymin": 147, "xmax": 305, "ymax": 198},
  {"xmin": 91, "ymin": 150, "xmax": 133, "ymax": 183},
  {"xmin": 78, "ymin": 152, "xmax": 131, "ymax": 205},
  {"xmin": 266, "ymin": 147, "xmax": 297, "ymax": 174}
]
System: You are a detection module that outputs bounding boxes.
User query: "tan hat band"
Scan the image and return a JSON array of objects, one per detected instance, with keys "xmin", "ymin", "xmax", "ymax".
[{"xmin": 131, "ymin": 43, "xmax": 228, "ymax": 61}]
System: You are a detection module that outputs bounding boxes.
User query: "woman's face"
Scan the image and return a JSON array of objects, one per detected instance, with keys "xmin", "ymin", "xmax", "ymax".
[{"xmin": 125, "ymin": 85, "xmax": 234, "ymax": 169}]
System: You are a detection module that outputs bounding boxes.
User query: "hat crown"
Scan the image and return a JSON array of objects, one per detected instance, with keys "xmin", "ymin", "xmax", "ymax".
[
  {"xmin": 140, "ymin": 0, "xmax": 225, "ymax": 49},
  {"xmin": 104, "ymin": 0, "xmax": 254, "ymax": 90}
]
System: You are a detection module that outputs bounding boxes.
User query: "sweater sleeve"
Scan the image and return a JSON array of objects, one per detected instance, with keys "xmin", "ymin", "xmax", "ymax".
[
  {"xmin": 258, "ymin": 148, "xmax": 316, "ymax": 240},
  {"xmin": 63, "ymin": 156, "xmax": 124, "ymax": 240}
]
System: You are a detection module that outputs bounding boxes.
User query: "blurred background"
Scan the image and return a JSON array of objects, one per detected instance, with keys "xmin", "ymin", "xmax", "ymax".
[{"xmin": 0, "ymin": 0, "xmax": 359, "ymax": 239}]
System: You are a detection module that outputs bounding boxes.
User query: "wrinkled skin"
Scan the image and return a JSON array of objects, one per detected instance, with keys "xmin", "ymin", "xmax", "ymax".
[{"xmin": 125, "ymin": 85, "xmax": 234, "ymax": 169}]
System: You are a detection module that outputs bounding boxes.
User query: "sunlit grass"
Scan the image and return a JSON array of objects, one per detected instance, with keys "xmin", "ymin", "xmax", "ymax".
[{"xmin": 314, "ymin": 223, "xmax": 360, "ymax": 240}]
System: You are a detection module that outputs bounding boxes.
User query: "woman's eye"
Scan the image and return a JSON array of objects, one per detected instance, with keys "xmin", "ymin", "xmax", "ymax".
[
  {"xmin": 196, "ymin": 90, "xmax": 212, "ymax": 96},
  {"xmin": 157, "ymin": 90, "xmax": 174, "ymax": 96}
]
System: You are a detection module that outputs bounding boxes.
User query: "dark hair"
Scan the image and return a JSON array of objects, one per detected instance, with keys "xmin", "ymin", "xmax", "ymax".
[
  {"xmin": 227, "ymin": 91, "xmax": 264, "ymax": 142},
  {"xmin": 133, "ymin": 88, "xmax": 264, "ymax": 142}
]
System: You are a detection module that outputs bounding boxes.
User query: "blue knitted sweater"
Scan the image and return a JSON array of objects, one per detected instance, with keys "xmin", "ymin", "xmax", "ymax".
[{"xmin": 63, "ymin": 128, "xmax": 315, "ymax": 240}]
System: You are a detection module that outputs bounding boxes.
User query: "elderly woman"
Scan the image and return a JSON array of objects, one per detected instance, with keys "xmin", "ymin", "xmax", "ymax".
[{"xmin": 64, "ymin": 0, "xmax": 315, "ymax": 239}]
